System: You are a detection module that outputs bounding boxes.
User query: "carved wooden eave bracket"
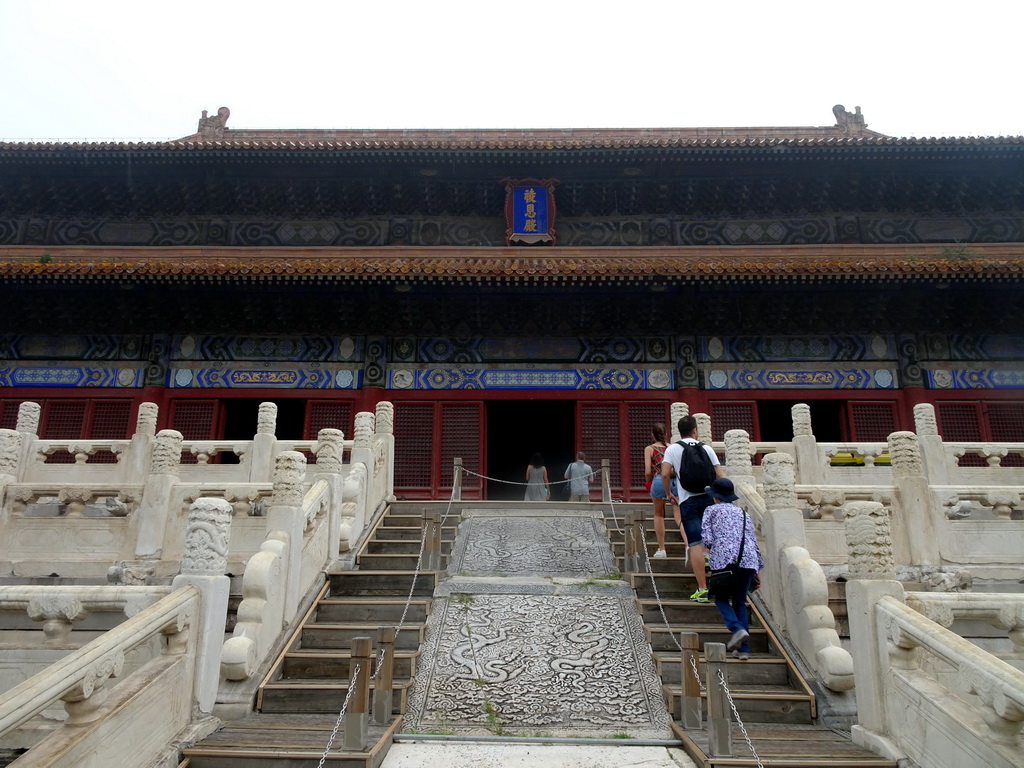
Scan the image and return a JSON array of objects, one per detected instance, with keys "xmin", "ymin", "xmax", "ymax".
[{"xmin": 0, "ymin": 244, "xmax": 1022, "ymax": 286}]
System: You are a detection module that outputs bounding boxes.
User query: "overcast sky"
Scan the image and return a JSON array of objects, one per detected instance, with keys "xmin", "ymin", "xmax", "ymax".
[{"xmin": 1, "ymin": 0, "xmax": 1021, "ymax": 142}]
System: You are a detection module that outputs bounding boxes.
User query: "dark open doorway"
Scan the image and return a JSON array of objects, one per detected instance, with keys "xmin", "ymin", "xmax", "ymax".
[
  {"xmin": 757, "ymin": 399, "xmax": 845, "ymax": 441},
  {"xmin": 222, "ymin": 398, "xmax": 306, "ymax": 440},
  {"xmin": 486, "ymin": 400, "xmax": 575, "ymax": 500}
]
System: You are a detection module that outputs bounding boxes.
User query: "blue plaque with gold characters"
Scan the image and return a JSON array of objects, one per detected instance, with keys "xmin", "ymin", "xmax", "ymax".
[{"xmin": 502, "ymin": 178, "xmax": 558, "ymax": 244}]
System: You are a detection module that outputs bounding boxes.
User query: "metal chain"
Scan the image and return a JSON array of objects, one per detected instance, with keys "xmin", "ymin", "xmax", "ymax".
[
  {"xmin": 461, "ymin": 466, "xmax": 599, "ymax": 489},
  {"xmin": 395, "ymin": 524, "xmax": 429, "ymax": 634},
  {"xmin": 606, "ymin": 497, "xmax": 623, "ymax": 535},
  {"xmin": 688, "ymin": 654, "xmax": 708, "ymax": 694},
  {"xmin": 716, "ymin": 668, "xmax": 764, "ymax": 768},
  {"xmin": 316, "ymin": 661, "xmax": 362, "ymax": 768},
  {"xmin": 637, "ymin": 523, "xmax": 683, "ymax": 651}
]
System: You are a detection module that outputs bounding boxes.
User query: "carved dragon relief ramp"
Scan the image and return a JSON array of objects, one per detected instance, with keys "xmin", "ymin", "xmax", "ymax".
[{"xmin": 405, "ymin": 509, "xmax": 673, "ymax": 738}]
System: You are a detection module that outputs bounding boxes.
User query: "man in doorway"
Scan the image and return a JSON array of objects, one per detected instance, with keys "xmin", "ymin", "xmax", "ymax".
[
  {"xmin": 661, "ymin": 415, "xmax": 724, "ymax": 602},
  {"xmin": 564, "ymin": 451, "xmax": 593, "ymax": 502}
]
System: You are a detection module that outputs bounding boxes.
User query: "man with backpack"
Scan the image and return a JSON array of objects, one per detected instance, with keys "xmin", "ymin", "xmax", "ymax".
[{"xmin": 660, "ymin": 415, "xmax": 724, "ymax": 602}]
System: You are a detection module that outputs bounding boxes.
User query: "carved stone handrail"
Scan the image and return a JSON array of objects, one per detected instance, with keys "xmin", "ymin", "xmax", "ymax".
[
  {"xmin": 905, "ymin": 592, "xmax": 1024, "ymax": 650},
  {"xmin": 32, "ymin": 440, "xmax": 130, "ymax": 465},
  {"xmin": 0, "ymin": 585, "xmax": 172, "ymax": 642},
  {"xmin": 3, "ymin": 484, "xmax": 143, "ymax": 517},
  {"xmin": 946, "ymin": 442, "xmax": 1024, "ymax": 468},
  {"xmin": 878, "ymin": 595, "xmax": 1024, "ymax": 747},
  {"xmin": 0, "ymin": 585, "xmax": 198, "ymax": 733}
]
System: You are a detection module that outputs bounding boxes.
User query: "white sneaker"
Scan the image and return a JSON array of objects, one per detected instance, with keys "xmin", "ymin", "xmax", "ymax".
[{"xmin": 652, "ymin": 549, "xmax": 667, "ymax": 559}]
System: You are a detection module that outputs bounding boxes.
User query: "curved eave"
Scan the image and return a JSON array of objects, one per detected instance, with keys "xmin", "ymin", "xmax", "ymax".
[
  {"xmin": 2, "ymin": 135, "xmax": 1024, "ymax": 160},
  {"xmin": 1, "ymin": 244, "xmax": 1021, "ymax": 286}
]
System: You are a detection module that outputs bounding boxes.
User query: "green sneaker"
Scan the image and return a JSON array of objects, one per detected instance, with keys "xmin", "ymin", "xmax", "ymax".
[{"xmin": 690, "ymin": 588, "xmax": 710, "ymax": 603}]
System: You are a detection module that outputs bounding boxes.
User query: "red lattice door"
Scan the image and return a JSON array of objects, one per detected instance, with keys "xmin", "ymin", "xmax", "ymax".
[
  {"xmin": 394, "ymin": 403, "xmax": 434, "ymax": 496},
  {"xmin": 440, "ymin": 403, "xmax": 482, "ymax": 497},
  {"xmin": 305, "ymin": 401, "xmax": 354, "ymax": 464},
  {"xmin": 987, "ymin": 402, "xmax": 1024, "ymax": 466},
  {"xmin": 849, "ymin": 402, "xmax": 898, "ymax": 442},
  {"xmin": 711, "ymin": 402, "xmax": 756, "ymax": 441},
  {"xmin": 580, "ymin": 403, "xmax": 621, "ymax": 492},
  {"xmin": 627, "ymin": 403, "xmax": 669, "ymax": 493},
  {"xmin": 936, "ymin": 402, "xmax": 985, "ymax": 467},
  {"xmin": 169, "ymin": 400, "xmax": 219, "ymax": 465},
  {"xmin": 89, "ymin": 401, "xmax": 133, "ymax": 463}
]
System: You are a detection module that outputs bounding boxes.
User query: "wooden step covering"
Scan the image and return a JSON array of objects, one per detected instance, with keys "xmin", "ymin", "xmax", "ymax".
[
  {"xmin": 671, "ymin": 722, "xmax": 896, "ymax": 768},
  {"xmin": 183, "ymin": 714, "xmax": 403, "ymax": 768}
]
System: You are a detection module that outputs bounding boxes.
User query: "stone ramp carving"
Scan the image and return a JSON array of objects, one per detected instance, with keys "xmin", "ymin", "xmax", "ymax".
[{"xmin": 405, "ymin": 510, "xmax": 672, "ymax": 738}]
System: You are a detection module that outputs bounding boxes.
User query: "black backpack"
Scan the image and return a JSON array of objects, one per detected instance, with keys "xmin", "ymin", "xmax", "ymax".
[{"xmin": 676, "ymin": 440, "xmax": 716, "ymax": 493}]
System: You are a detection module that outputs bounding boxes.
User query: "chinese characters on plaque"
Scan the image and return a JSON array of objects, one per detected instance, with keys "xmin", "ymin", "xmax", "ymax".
[{"xmin": 502, "ymin": 178, "xmax": 558, "ymax": 245}]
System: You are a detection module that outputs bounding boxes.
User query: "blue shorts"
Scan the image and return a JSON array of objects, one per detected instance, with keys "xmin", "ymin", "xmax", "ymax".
[
  {"xmin": 680, "ymin": 493, "xmax": 713, "ymax": 546},
  {"xmin": 649, "ymin": 474, "xmax": 679, "ymax": 501}
]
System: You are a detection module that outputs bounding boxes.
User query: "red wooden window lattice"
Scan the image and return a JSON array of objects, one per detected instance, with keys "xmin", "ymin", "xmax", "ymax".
[
  {"xmin": 628, "ymin": 403, "xmax": 668, "ymax": 488},
  {"xmin": 440, "ymin": 403, "xmax": 481, "ymax": 491},
  {"xmin": 711, "ymin": 402, "xmax": 756, "ymax": 441},
  {"xmin": 849, "ymin": 402, "xmax": 897, "ymax": 442},
  {"xmin": 394, "ymin": 403, "xmax": 434, "ymax": 491},
  {"xmin": 936, "ymin": 402, "xmax": 985, "ymax": 466},
  {"xmin": 580, "ymin": 404, "xmax": 620, "ymax": 488}
]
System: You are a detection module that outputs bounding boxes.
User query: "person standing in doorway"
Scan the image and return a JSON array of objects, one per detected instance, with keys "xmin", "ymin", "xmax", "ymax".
[
  {"xmin": 564, "ymin": 451, "xmax": 593, "ymax": 502},
  {"xmin": 645, "ymin": 422, "xmax": 683, "ymax": 558},
  {"xmin": 524, "ymin": 453, "xmax": 550, "ymax": 501},
  {"xmin": 661, "ymin": 415, "xmax": 723, "ymax": 601}
]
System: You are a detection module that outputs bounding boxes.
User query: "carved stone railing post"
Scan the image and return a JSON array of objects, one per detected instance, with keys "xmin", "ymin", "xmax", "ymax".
[
  {"xmin": 889, "ymin": 430, "xmax": 940, "ymax": 566},
  {"xmin": 340, "ymin": 463, "xmax": 367, "ymax": 554},
  {"xmin": 669, "ymin": 402, "xmax": 689, "ymax": 443},
  {"xmin": 122, "ymin": 402, "xmax": 159, "ymax": 485},
  {"xmin": 314, "ymin": 428, "xmax": 346, "ymax": 558},
  {"xmin": 268, "ymin": 451, "xmax": 307, "ymax": 623},
  {"xmin": 724, "ymin": 429, "xmax": 755, "ymax": 489},
  {"xmin": 375, "ymin": 401, "xmax": 396, "ymax": 502},
  {"xmin": 172, "ymin": 497, "xmax": 231, "ymax": 713},
  {"xmin": 913, "ymin": 403, "xmax": 950, "ymax": 484},
  {"xmin": 14, "ymin": 402, "xmax": 40, "ymax": 477},
  {"xmin": 0, "ymin": 429, "xmax": 23, "ymax": 521},
  {"xmin": 760, "ymin": 452, "xmax": 803, "ymax": 626},
  {"xmin": 350, "ymin": 411, "xmax": 375, "ymax": 475},
  {"xmin": 791, "ymin": 403, "xmax": 824, "ymax": 485},
  {"xmin": 135, "ymin": 430, "xmax": 183, "ymax": 561},
  {"xmin": 844, "ymin": 500, "xmax": 906, "ymax": 758},
  {"xmin": 694, "ymin": 412, "xmax": 712, "ymax": 446},
  {"xmin": 249, "ymin": 402, "xmax": 278, "ymax": 483}
]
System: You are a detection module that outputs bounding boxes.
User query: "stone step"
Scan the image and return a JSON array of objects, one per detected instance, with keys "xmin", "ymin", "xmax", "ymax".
[
  {"xmin": 281, "ymin": 649, "xmax": 420, "ymax": 680},
  {"xmin": 183, "ymin": 714, "xmax": 401, "ymax": 767},
  {"xmin": 259, "ymin": 680, "xmax": 410, "ymax": 716},
  {"xmin": 300, "ymin": 622, "xmax": 426, "ymax": 651},
  {"xmin": 365, "ymin": 539, "xmax": 454, "ymax": 555},
  {"xmin": 617, "ymin": 555, "xmax": 693, "ymax": 573},
  {"xmin": 315, "ymin": 597, "xmax": 432, "ymax": 624},
  {"xmin": 327, "ymin": 571, "xmax": 438, "ymax": 597},
  {"xmin": 653, "ymin": 650, "xmax": 791, "ymax": 686}
]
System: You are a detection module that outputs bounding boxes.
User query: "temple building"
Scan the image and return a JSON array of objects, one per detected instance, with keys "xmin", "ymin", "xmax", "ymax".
[{"xmin": 0, "ymin": 105, "xmax": 1021, "ymax": 500}]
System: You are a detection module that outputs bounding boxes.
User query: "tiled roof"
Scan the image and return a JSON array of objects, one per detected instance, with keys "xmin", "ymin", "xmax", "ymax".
[
  {"xmin": 1, "ymin": 244, "xmax": 1020, "ymax": 282},
  {"xmin": 2, "ymin": 134, "xmax": 1023, "ymax": 152}
]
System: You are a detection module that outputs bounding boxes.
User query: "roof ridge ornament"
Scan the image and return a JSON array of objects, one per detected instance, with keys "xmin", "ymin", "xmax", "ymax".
[
  {"xmin": 833, "ymin": 104, "xmax": 867, "ymax": 135},
  {"xmin": 197, "ymin": 106, "xmax": 230, "ymax": 139}
]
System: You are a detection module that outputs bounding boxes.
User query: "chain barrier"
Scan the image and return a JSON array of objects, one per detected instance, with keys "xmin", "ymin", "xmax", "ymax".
[
  {"xmin": 395, "ymin": 524, "xmax": 429, "ymax": 635},
  {"xmin": 637, "ymin": 522, "xmax": 683, "ymax": 652},
  {"xmin": 316, "ymin": 661, "xmax": 362, "ymax": 768},
  {"xmin": 461, "ymin": 466, "xmax": 599, "ymax": 491},
  {"xmin": 717, "ymin": 668, "xmax": 764, "ymax": 768}
]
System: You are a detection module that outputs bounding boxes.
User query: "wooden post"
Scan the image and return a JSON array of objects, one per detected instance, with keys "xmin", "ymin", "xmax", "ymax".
[
  {"xmin": 453, "ymin": 457, "xmax": 463, "ymax": 501},
  {"xmin": 679, "ymin": 631, "xmax": 702, "ymax": 729},
  {"xmin": 601, "ymin": 459, "xmax": 611, "ymax": 502},
  {"xmin": 344, "ymin": 636, "xmax": 372, "ymax": 750},
  {"xmin": 623, "ymin": 511, "xmax": 637, "ymax": 574},
  {"xmin": 705, "ymin": 642, "xmax": 732, "ymax": 756},
  {"xmin": 372, "ymin": 626, "xmax": 396, "ymax": 724},
  {"xmin": 422, "ymin": 510, "xmax": 441, "ymax": 571}
]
